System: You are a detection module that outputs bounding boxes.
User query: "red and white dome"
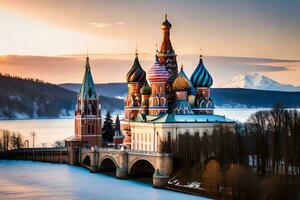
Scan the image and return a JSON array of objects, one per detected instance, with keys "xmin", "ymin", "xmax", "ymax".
[{"xmin": 147, "ymin": 55, "xmax": 169, "ymax": 83}]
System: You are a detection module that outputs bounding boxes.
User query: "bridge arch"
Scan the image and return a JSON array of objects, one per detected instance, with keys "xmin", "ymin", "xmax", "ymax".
[
  {"xmin": 98, "ymin": 156, "xmax": 119, "ymax": 175},
  {"xmin": 82, "ymin": 155, "xmax": 91, "ymax": 166},
  {"xmin": 128, "ymin": 159, "xmax": 155, "ymax": 178}
]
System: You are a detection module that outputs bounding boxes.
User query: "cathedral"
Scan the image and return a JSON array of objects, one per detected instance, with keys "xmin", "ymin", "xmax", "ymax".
[{"xmin": 121, "ymin": 15, "xmax": 235, "ymax": 152}]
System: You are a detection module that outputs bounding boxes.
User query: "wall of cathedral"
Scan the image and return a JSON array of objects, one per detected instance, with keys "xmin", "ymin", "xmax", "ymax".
[{"xmin": 128, "ymin": 122, "xmax": 235, "ymax": 152}]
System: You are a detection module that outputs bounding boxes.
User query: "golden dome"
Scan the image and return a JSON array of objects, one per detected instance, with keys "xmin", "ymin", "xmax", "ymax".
[{"xmin": 172, "ymin": 75, "xmax": 190, "ymax": 91}]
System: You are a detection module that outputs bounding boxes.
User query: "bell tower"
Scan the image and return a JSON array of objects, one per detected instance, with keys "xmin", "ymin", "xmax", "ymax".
[{"xmin": 75, "ymin": 56, "xmax": 102, "ymax": 147}]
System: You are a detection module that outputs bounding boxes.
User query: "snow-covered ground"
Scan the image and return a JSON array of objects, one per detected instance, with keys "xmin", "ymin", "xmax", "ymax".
[{"xmin": 0, "ymin": 160, "xmax": 210, "ymax": 200}]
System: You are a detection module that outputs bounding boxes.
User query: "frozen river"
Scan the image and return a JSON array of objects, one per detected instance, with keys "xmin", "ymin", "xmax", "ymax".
[
  {"xmin": 0, "ymin": 160, "xmax": 208, "ymax": 200},
  {"xmin": 0, "ymin": 108, "xmax": 273, "ymax": 147}
]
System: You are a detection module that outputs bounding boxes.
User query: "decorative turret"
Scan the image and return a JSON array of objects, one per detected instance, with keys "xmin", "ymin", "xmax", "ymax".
[
  {"xmin": 126, "ymin": 51, "xmax": 146, "ymax": 83},
  {"xmin": 113, "ymin": 115, "xmax": 124, "ymax": 146},
  {"xmin": 75, "ymin": 56, "xmax": 102, "ymax": 147},
  {"xmin": 157, "ymin": 14, "xmax": 178, "ymax": 112},
  {"xmin": 79, "ymin": 57, "xmax": 98, "ymax": 99},
  {"xmin": 172, "ymin": 66, "xmax": 193, "ymax": 114},
  {"xmin": 148, "ymin": 55, "xmax": 169, "ymax": 115},
  {"xmin": 190, "ymin": 55, "xmax": 214, "ymax": 114},
  {"xmin": 148, "ymin": 55, "xmax": 170, "ymax": 83},
  {"xmin": 190, "ymin": 55, "xmax": 213, "ymax": 88},
  {"xmin": 140, "ymin": 81, "xmax": 151, "ymax": 114},
  {"xmin": 124, "ymin": 50, "xmax": 146, "ymax": 119},
  {"xmin": 172, "ymin": 76, "xmax": 190, "ymax": 92},
  {"xmin": 140, "ymin": 80, "xmax": 152, "ymax": 95}
]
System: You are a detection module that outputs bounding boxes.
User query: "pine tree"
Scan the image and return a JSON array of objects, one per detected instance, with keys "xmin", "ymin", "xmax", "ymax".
[{"xmin": 102, "ymin": 111, "xmax": 115, "ymax": 143}]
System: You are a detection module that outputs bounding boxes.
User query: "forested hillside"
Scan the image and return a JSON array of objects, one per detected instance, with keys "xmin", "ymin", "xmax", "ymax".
[
  {"xmin": 0, "ymin": 74, "xmax": 123, "ymax": 119},
  {"xmin": 60, "ymin": 83, "xmax": 300, "ymax": 108}
]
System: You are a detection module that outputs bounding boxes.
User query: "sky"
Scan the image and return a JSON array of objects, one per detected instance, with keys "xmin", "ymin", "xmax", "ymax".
[{"xmin": 0, "ymin": 0, "xmax": 299, "ymax": 85}]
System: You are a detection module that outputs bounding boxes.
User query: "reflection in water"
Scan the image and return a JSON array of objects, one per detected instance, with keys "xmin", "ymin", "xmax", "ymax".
[{"xmin": 0, "ymin": 160, "xmax": 208, "ymax": 200}]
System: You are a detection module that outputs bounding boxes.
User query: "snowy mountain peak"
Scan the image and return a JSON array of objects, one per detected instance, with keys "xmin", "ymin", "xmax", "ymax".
[{"xmin": 220, "ymin": 73, "xmax": 300, "ymax": 92}]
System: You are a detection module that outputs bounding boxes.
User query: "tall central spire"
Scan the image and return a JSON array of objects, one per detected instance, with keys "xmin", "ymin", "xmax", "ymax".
[{"xmin": 160, "ymin": 13, "xmax": 174, "ymax": 55}]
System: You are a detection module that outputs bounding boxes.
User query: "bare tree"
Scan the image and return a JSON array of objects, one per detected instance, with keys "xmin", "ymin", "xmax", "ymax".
[
  {"xmin": 10, "ymin": 132, "xmax": 23, "ymax": 149},
  {"xmin": 53, "ymin": 140, "xmax": 64, "ymax": 148},
  {"xmin": 2, "ymin": 130, "xmax": 11, "ymax": 151}
]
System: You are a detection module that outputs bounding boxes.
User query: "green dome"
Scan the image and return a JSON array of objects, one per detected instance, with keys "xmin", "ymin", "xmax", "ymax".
[{"xmin": 140, "ymin": 81, "xmax": 151, "ymax": 95}]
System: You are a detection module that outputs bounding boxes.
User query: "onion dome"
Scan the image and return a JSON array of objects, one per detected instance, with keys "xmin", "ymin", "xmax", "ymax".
[
  {"xmin": 161, "ymin": 14, "xmax": 172, "ymax": 29},
  {"xmin": 148, "ymin": 55, "xmax": 169, "ymax": 83},
  {"xmin": 173, "ymin": 75, "xmax": 190, "ymax": 91},
  {"xmin": 140, "ymin": 81, "xmax": 151, "ymax": 95},
  {"xmin": 126, "ymin": 52, "xmax": 146, "ymax": 83},
  {"xmin": 190, "ymin": 55, "xmax": 213, "ymax": 88},
  {"xmin": 179, "ymin": 65, "xmax": 193, "ymax": 87}
]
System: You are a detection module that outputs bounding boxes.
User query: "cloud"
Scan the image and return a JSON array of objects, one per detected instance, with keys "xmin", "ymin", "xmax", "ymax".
[
  {"xmin": 89, "ymin": 22, "xmax": 111, "ymax": 28},
  {"xmin": 116, "ymin": 21, "xmax": 124, "ymax": 25},
  {"xmin": 1, "ymin": 54, "xmax": 300, "ymax": 86}
]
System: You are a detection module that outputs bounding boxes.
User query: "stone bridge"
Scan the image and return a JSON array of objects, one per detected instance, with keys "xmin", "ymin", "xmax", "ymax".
[{"xmin": 80, "ymin": 148, "xmax": 173, "ymax": 187}]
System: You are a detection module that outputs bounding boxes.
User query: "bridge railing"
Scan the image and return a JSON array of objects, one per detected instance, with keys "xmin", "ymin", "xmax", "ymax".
[
  {"xmin": 81, "ymin": 147, "xmax": 172, "ymax": 157},
  {"xmin": 4, "ymin": 147, "xmax": 68, "ymax": 152}
]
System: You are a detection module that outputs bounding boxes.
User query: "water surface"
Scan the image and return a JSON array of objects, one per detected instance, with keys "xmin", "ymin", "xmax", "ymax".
[
  {"xmin": 0, "ymin": 108, "xmax": 276, "ymax": 147},
  {"xmin": 0, "ymin": 160, "xmax": 208, "ymax": 200}
]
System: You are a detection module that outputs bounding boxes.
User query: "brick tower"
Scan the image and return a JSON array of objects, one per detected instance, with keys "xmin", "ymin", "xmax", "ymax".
[{"xmin": 74, "ymin": 56, "xmax": 102, "ymax": 147}]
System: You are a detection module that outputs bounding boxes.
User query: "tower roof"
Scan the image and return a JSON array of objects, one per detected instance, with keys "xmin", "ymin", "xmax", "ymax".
[
  {"xmin": 159, "ymin": 14, "xmax": 174, "ymax": 55},
  {"xmin": 115, "ymin": 114, "xmax": 120, "ymax": 131},
  {"xmin": 173, "ymin": 75, "xmax": 190, "ymax": 91},
  {"xmin": 190, "ymin": 55, "xmax": 213, "ymax": 88},
  {"xmin": 126, "ymin": 51, "xmax": 146, "ymax": 83},
  {"xmin": 140, "ymin": 80, "xmax": 152, "ymax": 95},
  {"xmin": 79, "ymin": 57, "xmax": 98, "ymax": 99},
  {"xmin": 161, "ymin": 13, "xmax": 172, "ymax": 29},
  {"xmin": 179, "ymin": 65, "xmax": 193, "ymax": 87},
  {"xmin": 148, "ymin": 55, "xmax": 169, "ymax": 83}
]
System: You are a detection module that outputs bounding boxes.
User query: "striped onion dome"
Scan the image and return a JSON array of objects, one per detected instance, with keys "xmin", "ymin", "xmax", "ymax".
[
  {"xmin": 140, "ymin": 80, "xmax": 151, "ymax": 95},
  {"xmin": 173, "ymin": 75, "xmax": 190, "ymax": 91},
  {"xmin": 126, "ymin": 53, "xmax": 146, "ymax": 83},
  {"xmin": 148, "ymin": 55, "xmax": 169, "ymax": 83},
  {"xmin": 190, "ymin": 55, "xmax": 213, "ymax": 87}
]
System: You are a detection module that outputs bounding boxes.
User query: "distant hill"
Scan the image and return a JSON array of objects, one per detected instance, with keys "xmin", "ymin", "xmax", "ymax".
[
  {"xmin": 59, "ymin": 83, "xmax": 127, "ymax": 98},
  {"xmin": 211, "ymin": 88, "xmax": 300, "ymax": 108},
  {"xmin": 60, "ymin": 83, "xmax": 300, "ymax": 108},
  {"xmin": 219, "ymin": 73, "xmax": 300, "ymax": 92},
  {"xmin": 0, "ymin": 74, "xmax": 123, "ymax": 119}
]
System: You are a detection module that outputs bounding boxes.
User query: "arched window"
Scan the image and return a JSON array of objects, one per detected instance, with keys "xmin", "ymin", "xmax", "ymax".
[
  {"xmin": 91, "ymin": 125, "xmax": 94, "ymax": 134},
  {"xmin": 200, "ymin": 100, "xmax": 206, "ymax": 108},
  {"xmin": 88, "ymin": 125, "xmax": 90, "ymax": 134},
  {"xmin": 160, "ymin": 97, "xmax": 166, "ymax": 107}
]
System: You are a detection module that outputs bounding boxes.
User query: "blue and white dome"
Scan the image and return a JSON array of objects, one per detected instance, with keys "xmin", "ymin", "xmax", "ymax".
[{"xmin": 190, "ymin": 56, "xmax": 213, "ymax": 88}]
